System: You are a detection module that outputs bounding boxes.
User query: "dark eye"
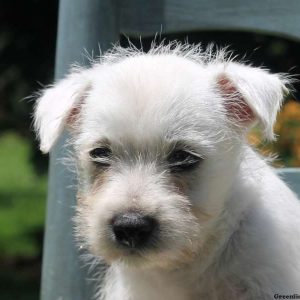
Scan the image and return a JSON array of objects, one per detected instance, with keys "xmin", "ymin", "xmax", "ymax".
[
  {"xmin": 168, "ymin": 149, "xmax": 202, "ymax": 172},
  {"xmin": 89, "ymin": 147, "xmax": 112, "ymax": 166}
]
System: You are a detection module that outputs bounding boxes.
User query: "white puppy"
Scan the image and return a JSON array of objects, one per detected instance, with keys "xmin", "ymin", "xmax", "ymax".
[{"xmin": 34, "ymin": 43, "xmax": 300, "ymax": 300}]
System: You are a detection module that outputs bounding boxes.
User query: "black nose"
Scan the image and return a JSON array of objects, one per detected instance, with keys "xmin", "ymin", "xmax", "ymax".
[{"xmin": 112, "ymin": 212, "xmax": 157, "ymax": 249}]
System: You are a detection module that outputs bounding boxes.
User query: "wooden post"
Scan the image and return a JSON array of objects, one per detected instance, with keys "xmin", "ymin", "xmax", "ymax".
[{"xmin": 41, "ymin": 1, "xmax": 119, "ymax": 299}]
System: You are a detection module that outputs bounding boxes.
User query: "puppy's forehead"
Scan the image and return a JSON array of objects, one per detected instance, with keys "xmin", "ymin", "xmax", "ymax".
[{"xmin": 80, "ymin": 55, "xmax": 218, "ymax": 146}]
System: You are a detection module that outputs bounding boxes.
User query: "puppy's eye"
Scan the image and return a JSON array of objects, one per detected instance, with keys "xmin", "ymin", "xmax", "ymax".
[
  {"xmin": 168, "ymin": 149, "xmax": 202, "ymax": 172},
  {"xmin": 89, "ymin": 147, "xmax": 112, "ymax": 166}
]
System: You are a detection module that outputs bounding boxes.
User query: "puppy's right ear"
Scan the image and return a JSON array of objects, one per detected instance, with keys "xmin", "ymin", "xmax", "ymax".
[{"xmin": 34, "ymin": 69, "xmax": 91, "ymax": 153}]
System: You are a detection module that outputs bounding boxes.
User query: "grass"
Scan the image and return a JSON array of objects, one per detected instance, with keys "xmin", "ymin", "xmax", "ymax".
[{"xmin": 0, "ymin": 131, "xmax": 47, "ymax": 299}]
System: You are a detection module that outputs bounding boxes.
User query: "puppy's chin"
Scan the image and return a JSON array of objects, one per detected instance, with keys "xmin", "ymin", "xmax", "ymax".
[
  {"xmin": 91, "ymin": 246, "xmax": 156, "ymax": 269},
  {"xmin": 93, "ymin": 242, "xmax": 200, "ymax": 271}
]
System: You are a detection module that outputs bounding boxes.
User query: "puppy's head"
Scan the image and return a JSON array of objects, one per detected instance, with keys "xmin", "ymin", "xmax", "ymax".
[{"xmin": 34, "ymin": 45, "xmax": 288, "ymax": 269}]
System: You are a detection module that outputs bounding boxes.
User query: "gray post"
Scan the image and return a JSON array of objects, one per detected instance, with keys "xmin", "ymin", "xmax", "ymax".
[{"xmin": 41, "ymin": 1, "xmax": 119, "ymax": 299}]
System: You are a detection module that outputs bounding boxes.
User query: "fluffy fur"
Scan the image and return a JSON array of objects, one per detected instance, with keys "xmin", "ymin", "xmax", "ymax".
[{"xmin": 34, "ymin": 43, "xmax": 300, "ymax": 300}]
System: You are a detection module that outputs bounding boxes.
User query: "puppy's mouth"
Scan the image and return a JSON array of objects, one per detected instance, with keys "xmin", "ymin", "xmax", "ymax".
[{"xmin": 109, "ymin": 211, "xmax": 159, "ymax": 254}]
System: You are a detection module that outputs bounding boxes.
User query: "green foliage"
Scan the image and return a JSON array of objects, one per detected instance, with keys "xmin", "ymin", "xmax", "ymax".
[{"xmin": 0, "ymin": 132, "xmax": 47, "ymax": 257}]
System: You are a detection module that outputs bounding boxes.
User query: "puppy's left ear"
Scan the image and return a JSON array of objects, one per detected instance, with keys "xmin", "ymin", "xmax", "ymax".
[
  {"xmin": 34, "ymin": 68, "xmax": 92, "ymax": 153},
  {"xmin": 212, "ymin": 62, "xmax": 289, "ymax": 140}
]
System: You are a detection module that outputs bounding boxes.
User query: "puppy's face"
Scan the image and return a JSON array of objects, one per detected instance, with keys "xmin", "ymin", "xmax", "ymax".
[
  {"xmin": 74, "ymin": 56, "xmax": 239, "ymax": 268},
  {"xmin": 34, "ymin": 45, "xmax": 288, "ymax": 269}
]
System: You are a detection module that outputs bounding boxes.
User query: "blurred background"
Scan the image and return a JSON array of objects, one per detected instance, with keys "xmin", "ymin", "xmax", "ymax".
[{"xmin": 1, "ymin": 1, "xmax": 300, "ymax": 299}]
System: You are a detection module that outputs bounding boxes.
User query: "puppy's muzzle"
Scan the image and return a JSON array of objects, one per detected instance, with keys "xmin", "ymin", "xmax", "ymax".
[{"xmin": 112, "ymin": 212, "xmax": 157, "ymax": 249}]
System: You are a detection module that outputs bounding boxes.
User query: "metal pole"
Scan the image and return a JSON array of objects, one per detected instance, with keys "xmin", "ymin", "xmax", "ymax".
[{"xmin": 41, "ymin": 1, "xmax": 119, "ymax": 299}]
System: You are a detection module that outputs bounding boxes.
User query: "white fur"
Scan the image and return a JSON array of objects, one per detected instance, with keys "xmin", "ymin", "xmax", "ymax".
[{"xmin": 34, "ymin": 43, "xmax": 300, "ymax": 300}]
